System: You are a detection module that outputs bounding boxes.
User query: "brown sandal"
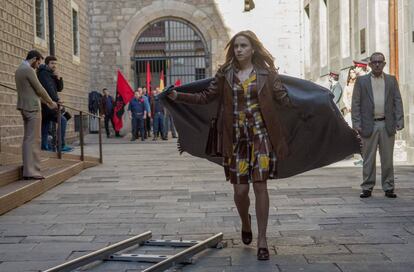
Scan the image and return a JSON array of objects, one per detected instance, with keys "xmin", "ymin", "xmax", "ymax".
[
  {"xmin": 257, "ymin": 247, "xmax": 270, "ymax": 261},
  {"xmin": 241, "ymin": 214, "xmax": 252, "ymax": 245}
]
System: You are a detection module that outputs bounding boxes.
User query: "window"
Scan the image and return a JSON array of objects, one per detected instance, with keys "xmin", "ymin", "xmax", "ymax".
[
  {"xmin": 195, "ymin": 68, "xmax": 205, "ymax": 80},
  {"xmin": 34, "ymin": 0, "xmax": 46, "ymax": 43},
  {"xmin": 340, "ymin": 0, "xmax": 351, "ymax": 58},
  {"xmin": 360, "ymin": 28, "xmax": 366, "ymax": 54},
  {"xmin": 72, "ymin": 9, "xmax": 79, "ymax": 56},
  {"xmin": 304, "ymin": 5, "xmax": 311, "ymax": 71},
  {"xmin": 358, "ymin": 0, "xmax": 367, "ymax": 55},
  {"xmin": 319, "ymin": 0, "xmax": 328, "ymax": 67},
  {"xmin": 71, "ymin": 1, "xmax": 80, "ymax": 61}
]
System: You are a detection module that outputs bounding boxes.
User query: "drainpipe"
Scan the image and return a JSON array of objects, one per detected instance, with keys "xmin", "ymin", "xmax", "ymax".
[
  {"xmin": 389, "ymin": 0, "xmax": 399, "ymax": 80},
  {"xmin": 48, "ymin": 0, "xmax": 55, "ymax": 56}
]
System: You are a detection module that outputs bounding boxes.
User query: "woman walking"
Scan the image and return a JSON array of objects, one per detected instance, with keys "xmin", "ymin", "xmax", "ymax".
[{"xmin": 168, "ymin": 30, "xmax": 294, "ymax": 260}]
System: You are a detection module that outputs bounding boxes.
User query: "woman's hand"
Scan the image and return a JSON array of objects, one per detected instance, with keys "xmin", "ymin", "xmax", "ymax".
[{"xmin": 168, "ymin": 90, "xmax": 178, "ymax": 100}]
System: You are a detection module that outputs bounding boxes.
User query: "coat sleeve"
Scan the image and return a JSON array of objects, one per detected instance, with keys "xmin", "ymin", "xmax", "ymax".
[
  {"xmin": 392, "ymin": 76, "xmax": 404, "ymax": 130},
  {"xmin": 272, "ymin": 73, "xmax": 293, "ymax": 107},
  {"xmin": 175, "ymin": 73, "xmax": 221, "ymax": 105},
  {"xmin": 351, "ymin": 77, "xmax": 362, "ymax": 130},
  {"xmin": 56, "ymin": 77, "xmax": 64, "ymax": 92},
  {"xmin": 332, "ymin": 84, "xmax": 343, "ymax": 104},
  {"xmin": 28, "ymin": 69, "xmax": 54, "ymax": 105}
]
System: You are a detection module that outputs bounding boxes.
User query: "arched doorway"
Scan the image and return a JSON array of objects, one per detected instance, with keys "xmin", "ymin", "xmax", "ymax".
[{"xmin": 133, "ymin": 18, "xmax": 210, "ymax": 91}]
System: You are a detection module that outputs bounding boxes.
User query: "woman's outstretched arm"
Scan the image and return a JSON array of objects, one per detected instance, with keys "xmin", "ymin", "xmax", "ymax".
[{"xmin": 169, "ymin": 73, "xmax": 222, "ymax": 105}]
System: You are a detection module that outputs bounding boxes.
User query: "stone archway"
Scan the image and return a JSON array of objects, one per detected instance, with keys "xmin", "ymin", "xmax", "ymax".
[{"xmin": 118, "ymin": 0, "xmax": 229, "ymax": 83}]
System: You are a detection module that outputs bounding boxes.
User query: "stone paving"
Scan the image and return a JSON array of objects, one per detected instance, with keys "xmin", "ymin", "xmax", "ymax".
[{"xmin": 0, "ymin": 135, "xmax": 413, "ymax": 272}]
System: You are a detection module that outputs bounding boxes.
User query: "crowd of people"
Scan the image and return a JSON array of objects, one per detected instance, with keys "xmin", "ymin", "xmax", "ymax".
[
  {"xmin": 100, "ymin": 86, "xmax": 177, "ymax": 141},
  {"xmin": 328, "ymin": 60, "xmax": 371, "ymax": 126}
]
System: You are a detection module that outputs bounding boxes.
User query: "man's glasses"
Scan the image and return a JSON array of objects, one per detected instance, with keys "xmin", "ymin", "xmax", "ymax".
[{"xmin": 371, "ymin": 61, "xmax": 385, "ymax": 65}]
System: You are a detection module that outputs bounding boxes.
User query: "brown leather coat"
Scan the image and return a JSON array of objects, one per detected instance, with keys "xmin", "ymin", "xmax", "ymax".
[{"xmin": 175, "ymin": 66, "xmax": 292, "ymax": 159}]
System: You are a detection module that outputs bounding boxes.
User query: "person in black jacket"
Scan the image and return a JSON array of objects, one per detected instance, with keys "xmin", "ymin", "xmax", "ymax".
[
  {"xmin": 99, "ymin": 88, "xmax": 116, "ymax": 138},
  {"xmin": 38, "ymin": 56, "xmax": 72, "ymax": 152}
]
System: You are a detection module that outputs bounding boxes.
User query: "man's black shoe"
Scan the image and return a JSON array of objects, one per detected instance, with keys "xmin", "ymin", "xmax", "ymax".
[
  {"xmin": 130, "ymin": 137, "xmax": 136, "ymax": 141},
  {"xmin": 23, "ymin": 176, "xmax": 45, "ymax": 180},
  {"xmin": 360, "ymin": 190, "xmax": 372, "ymax": 198},
  {"xmin": 385, "ymin": 191, "xmax": 397, "ymax": 198}
]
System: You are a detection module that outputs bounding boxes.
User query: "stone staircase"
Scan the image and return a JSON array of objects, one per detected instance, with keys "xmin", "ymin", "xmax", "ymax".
[{"xmin": 0, "ymin": 145, "xmax": 100, "ymax": 215}]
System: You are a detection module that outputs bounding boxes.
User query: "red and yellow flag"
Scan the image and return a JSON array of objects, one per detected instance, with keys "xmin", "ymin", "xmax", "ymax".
[{"xmin": 159, "ymin": 69, "xmax": 165, "ymax": 91}]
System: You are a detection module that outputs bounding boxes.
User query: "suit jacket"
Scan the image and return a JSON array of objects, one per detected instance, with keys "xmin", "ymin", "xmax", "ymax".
[
  {"xmin": 15, "ymin": 62, "xmax": 53, "ymax": 111},
  {"xmin": 351, "ymin": 73, "xmax": 404, "ymax": 137},
  {"xmin": 331, "ymin": 82, "xmax": 343, "ymax": 106}
]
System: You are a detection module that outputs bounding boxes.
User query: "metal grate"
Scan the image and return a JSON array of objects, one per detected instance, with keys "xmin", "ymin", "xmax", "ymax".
[{"xmin": 133, "ymin": 19, "xmax": 210, "ymax": 90}]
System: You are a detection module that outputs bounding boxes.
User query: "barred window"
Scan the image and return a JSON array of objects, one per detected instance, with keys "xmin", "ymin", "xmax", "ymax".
[
  {"xmin": 72, "ymin": 8, "xmax": 80, "ymax": 57},
  {"xmin": 35, "ymin": 0, "xmax": 45, "ymax": 39},
  {"xmin": 195, "ymin": 68, "xmax": 205, "ymax": 80}
]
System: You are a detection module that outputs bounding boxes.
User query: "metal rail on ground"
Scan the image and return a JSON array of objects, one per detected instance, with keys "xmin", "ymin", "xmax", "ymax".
[{"xmin": 43, "ymin": 231, "xmax": 225, "ymax": 272}]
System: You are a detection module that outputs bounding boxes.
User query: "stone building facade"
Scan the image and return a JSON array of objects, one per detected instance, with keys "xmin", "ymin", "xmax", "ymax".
[
  {"xmin": 0, "ymin": 0, "xmax": 91, "ymax": 146},
  {"xmin": 397, "ymin": 0, "xmax": 414, "ymax": 162},
  {"xmin": 87, "ymin": 0, "xmax": 230, "ymax": 92},
  {"xmin": 303, "ymin": 0, "xmax": 414, "ymax": 162},
  {"xmin": 87, "ymin": 0, "xmax": 305, "ymax": 92}
]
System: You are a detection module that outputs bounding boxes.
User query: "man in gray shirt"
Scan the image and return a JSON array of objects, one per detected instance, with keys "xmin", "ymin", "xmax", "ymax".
[{"xmin": 351, "ymin": 52, "xmax": 404, "ymax": 198}]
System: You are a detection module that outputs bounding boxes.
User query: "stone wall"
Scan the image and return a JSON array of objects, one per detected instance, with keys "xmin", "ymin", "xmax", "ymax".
[
  {"xmin": 398, "ymin": 0, "xmax": 414, "ymax": 161},
  {"xmin": 0, "ymin": 0, "xmax": 91, "ymax": 146}
]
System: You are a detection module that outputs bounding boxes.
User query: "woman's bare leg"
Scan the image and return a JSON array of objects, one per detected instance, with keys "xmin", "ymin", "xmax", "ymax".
[
  {"xmin": 233, "ymin": 184, "xmax": 251, "ymax": 232},
  {"xmin": 253, "ymin": 181, "xmax": 269, "ymax": 248}
]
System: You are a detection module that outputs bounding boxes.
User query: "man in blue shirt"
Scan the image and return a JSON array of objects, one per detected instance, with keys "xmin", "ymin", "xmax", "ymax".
[
  {"xmin": 151, "ymin": 88, "xmax": 166, "ymax": 141},
  {"xmin": 128, "ymin": 89, "xmax": 147, "ymax": 141},
  {"xmin": 141, "ymin": 87, "xmax": 151, "ymax": 139}
]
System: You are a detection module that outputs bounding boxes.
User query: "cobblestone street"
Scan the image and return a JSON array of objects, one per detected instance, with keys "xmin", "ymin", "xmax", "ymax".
[{"xmin": 0, "ymin": 136, "xmax": 413, "ymax": 272}]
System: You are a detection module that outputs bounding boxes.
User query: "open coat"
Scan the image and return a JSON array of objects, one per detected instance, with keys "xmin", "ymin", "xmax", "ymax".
[{"xmin": 160, "ymin": 68, "xmax": 361, "ymax": 179}]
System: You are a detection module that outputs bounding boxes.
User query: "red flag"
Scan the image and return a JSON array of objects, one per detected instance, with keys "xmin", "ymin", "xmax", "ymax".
[
  {"xmin": 174, "ymin": 79, "xmax": 181, "ymax": 87},
  {"xmin": 113, "ymin": 70, "xmax": 134, "ymax": 132},
  {"xmin": 146, "ymin": 61, "xmax": 151, "ymax": 96}
]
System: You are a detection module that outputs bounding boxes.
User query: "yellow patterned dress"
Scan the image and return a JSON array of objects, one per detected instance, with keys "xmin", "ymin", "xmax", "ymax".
[{"xmin": 224, "ymin": 70, "xmax": 277, "ymax": 184}]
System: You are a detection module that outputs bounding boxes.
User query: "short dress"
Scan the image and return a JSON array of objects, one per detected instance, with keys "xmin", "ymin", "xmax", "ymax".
[{"xmin": 224, "ymin": 70, "xmax": 277, "ymax": 184}]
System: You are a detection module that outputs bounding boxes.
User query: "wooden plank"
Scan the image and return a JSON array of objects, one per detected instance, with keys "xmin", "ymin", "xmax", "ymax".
[
  {"xmin": 0, "ymin": 165, "xmax": 21, "ymax": 187},
  {"xmin": 0, "ymin": 161, "xmax": 85, "ymax": 215}
]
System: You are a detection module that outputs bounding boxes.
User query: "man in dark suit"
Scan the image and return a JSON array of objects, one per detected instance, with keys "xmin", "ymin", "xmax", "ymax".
[
  {"xmin": 37, "ymin": 56, "xmax": 72, "ymax": 152},
  {"xmin": 100, "ymin": 88, "xmax": 115, "ymax": 138},
  {"xmin": 351, "ymin": 52, "xmax": 404, "ymax": 198}
]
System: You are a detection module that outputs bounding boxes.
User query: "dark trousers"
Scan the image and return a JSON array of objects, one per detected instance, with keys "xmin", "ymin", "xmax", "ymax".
[
  {"xmin": 41, "ymin": 115, "xmax": 67, "ymax": 150},
  {"xmin": 144, "ymin": 117, "xmax": 151, "ymax": 137},
  {"xmin": 153, "ymin": 112, "xmax": 164, "ymax": 138},
  {"xmin": 164, "ymin": 113, "xmax": 177, "ymax": 138},
  {"xmin": 104, "ymin": 114, "xmax": 115, "ymax": 137},
  {"xmin": 131, "ymin": 113, "xmax": 145, "ymax": 140}
]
